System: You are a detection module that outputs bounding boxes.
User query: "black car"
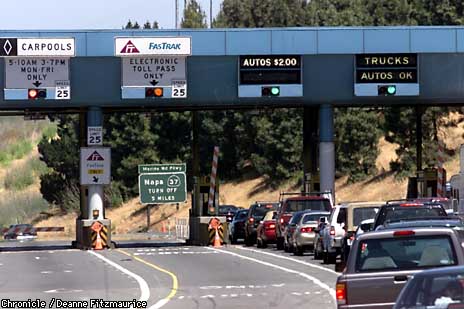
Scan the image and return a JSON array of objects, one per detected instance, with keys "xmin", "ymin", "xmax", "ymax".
[
  {"xmin": 229, "ymin": 209, "xmax": 249, "ymax": 244},
  {"xmin": 219, "ymin": 205, "xmax": 239, "ymax": 223},
  {"xmin": 244, "ymin": 201, "xmax": 280, "ymax": 246},
  {"xmin": 372, "ymin": 202, "xmax": 448, "ymax": 231}
]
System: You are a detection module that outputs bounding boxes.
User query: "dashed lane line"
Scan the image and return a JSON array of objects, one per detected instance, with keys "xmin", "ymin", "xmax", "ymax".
[
  {"xmin": 88, "ymin": 251, "xmax": 150, "ymax": 302},
  {"xmin": 236, "ymin": 246, "xmax": 340, "ymax": 275},
  {"xmin": 206, "ymin": 247, "xmax": 336, "ymax": 303},
  {"xmin": 117, "ymin": 249, "xmax": 178, "ymax": 309}
]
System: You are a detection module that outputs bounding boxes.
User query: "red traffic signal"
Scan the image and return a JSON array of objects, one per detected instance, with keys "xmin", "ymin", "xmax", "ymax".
[
  {"xmin": 145, "ymin": 87, "xmax": 163, "ymax": 98},
  {"xmin": 28, "ymin": 89, "xmax": 47, "ymax": 100}
]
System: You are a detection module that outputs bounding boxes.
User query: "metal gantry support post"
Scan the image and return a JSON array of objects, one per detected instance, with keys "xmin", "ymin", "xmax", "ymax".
[
  {"xmin": 319, "ymin": 104, "xmax": 335, "ymax": 201},
  {"xmin": 303, "ymin": 107, "xmax": 319, "ymax": 192},
  {"xmin": 87, "ymin": 107, "xmax": 104, "ymax": 221},
  {"xmin": 416, "ymin": 106, "xmax": 423, "ymax": 172}
]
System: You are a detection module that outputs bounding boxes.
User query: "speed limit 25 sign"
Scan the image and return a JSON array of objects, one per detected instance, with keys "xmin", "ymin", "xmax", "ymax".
[{"xmin": 87, "ymin": 126, "xmax": 103, "ymax": 146}]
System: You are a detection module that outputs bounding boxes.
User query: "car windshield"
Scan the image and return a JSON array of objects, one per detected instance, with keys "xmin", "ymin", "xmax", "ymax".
[
  {"xmin": 252, "ymin": 203, "xmax": 279, "ymax": 218},
  {"xmin": 234, "ymin": 211, "xmax": 248, "ymax": 220},
  {"xmin": 289, "ymin": 212, "xmax": 305, "ymax": 224},
  {"xmin": 286, "ymin": 199, "xmax": 331, "ymax": 213},
  {"xmin": 219, "ymin": 206, "xmax": 237, "ymax": 214},
  {"xmin": 353, "ymin": 207, "xmax": 380, "ymax": 227},
  {"xmin": 397, "ymin": 272, "xmax": 464, "ymax": 308},
  {"xmin": 355, "ymin": 236, "xmax": 457, "ymax": 273},
  {"xmin": 378, "ymin": 206, "xmax": 446, "ymax": 227},
  {"xmin": 302, "ymin": 213, "xmax": 327, "ymax": 224}
]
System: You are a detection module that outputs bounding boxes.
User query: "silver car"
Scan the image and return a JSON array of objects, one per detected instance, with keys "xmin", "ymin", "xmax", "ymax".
[{"xmin": 292, "ymin": 211, "xmax": 330, "ymax": 256}]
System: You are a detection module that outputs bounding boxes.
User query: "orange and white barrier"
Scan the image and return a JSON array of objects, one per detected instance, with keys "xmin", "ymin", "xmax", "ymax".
[
  {"xmin": 1, "ymin": 226, "xmax": 64, "ymax": 235},
  {"xmin": 207, "ymin": 146, "xmax": 219, "ymax": 214}
]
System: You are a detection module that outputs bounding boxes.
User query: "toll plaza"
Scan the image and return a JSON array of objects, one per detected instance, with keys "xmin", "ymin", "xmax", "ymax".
[{"xmin": 1, "ymin": 27, "xmax": 464, "ymax": 247}]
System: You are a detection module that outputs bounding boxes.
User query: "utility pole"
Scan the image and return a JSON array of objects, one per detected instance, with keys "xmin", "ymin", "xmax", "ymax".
[
  {"xmin": 210, "ymin": 0, "xmax": 213, "ymax": 28},
  {"xmin": 175, "ymin": 0, "xmax": 179, "ymax": 29}
]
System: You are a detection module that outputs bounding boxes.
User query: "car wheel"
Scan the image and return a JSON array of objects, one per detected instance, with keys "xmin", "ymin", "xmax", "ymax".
[
  {"xmin": 325, "ymin": 252, "xmax": 336, "ymax": 264},
  {"xmin": 244, "ymin": 236, "xmax": 253, "ymax": 247},
  {"xmin": 257, "ymin": 238, "xmax": 263, "ymax": 248},
  {"xmin": 261, "ymin": 240, "xmax": 267, "ymax": 248},
  {"xmin": 276, "ymin": 237, "xmax": 284, "ymax": 250},
  {"xmin": 313, "ymin": 242, "xmax": 321, "ymax": 259},
  {"xmin": 230, "ymin": 235, "xmax": 237, "ymax": 245},
  {"xmin": 284, "ymin": 241, "xmax": 290, "ymax": 252},
  {"xmin": 294, "ymin": 245, "xmax": 303, "ymax": 256}
]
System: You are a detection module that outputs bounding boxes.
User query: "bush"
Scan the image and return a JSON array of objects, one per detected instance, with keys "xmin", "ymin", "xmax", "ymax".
[
  {"xmin": 0, "ymin": 192, "xmax": 49, "ymax": 227},
  {"xmin": 4, "ymin": 167, "xmax": 35, "ymax": 191}
]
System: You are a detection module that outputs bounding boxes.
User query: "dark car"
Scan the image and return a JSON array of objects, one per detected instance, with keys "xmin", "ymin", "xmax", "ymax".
[
  {"xmin": 3, "ymin": 224, "xmax": 37, "ymax": 240},
  {"xmin": 219, "ymin": 205, "xmax": 239, "ymax": 223},
  {"xmin": 394, "ymin": 265, "xmax": 464, "ymax": 309},
  {"xmin": 244, "ymin": 201, "xmax": 280, "ymax": 246},
  {"xmin": 336, "ymin": 227, "xmax": 464, "ymax": 309},
  {"xmin": 229, "ymin": 209, "xmax": 249, "ymax": 244},
  {"xmin": 276, "ymin": 193, "xmax": 332, "ymax": 250},
  {"xmin": 372, "ymin": 202, "xmax": 448, "ymax": 231}
]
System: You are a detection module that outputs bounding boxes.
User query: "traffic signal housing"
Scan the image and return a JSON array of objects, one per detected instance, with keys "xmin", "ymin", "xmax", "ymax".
[
  {"xmin": 28, "ymin": 89, "xmax": 47, "ymax": 100},
  {"xmin": 145, "ymin": 87, "xmax": 163, "ymax": 98},
  {"xmin": 378, "ymin": 85, "xmax": 396, "ymax": 96},
  {"xmin": 262, "ymin": 86, "xmax": 280, "ymax": 97}
]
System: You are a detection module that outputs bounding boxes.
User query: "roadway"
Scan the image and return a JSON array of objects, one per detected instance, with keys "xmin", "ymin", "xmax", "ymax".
[{"xmin": 0, "ymin": 241, "xmax": 338, "ymax": 309}]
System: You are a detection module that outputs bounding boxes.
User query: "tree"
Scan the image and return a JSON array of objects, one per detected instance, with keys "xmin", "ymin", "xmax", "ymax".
[
  {"xmin": 181, "ymin": 0, "xmax": 208, "ymax": 28},
  {"xmin": 38, "ymin": 115, "xmax": 81, "ymax": 211},
  {"xmin": 335, "ymin": 109, "xmax": 383, "ymax": 182}
]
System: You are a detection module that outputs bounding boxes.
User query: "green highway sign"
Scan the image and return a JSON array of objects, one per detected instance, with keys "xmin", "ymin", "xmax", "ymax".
[
  {"xmin": 138, "ymin": 172, "xmax": 187, "ymax": 204},
  {"xmin": 138, "ymin": 163, "xmax": 186, "ymax": 174}
]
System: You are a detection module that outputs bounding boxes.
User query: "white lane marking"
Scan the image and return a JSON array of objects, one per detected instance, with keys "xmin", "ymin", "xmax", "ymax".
[
  {"xmin": 150, "ymin": 299, "xmax": 169, "ymax": 309},
  {"xmin": 199, "ymin": 283, "xmax": 285, "ymax": 290},
  {"xmin": 236, "ymin": 247, "xmax": 339, "ymax": 275},
  {"xmin": 0, "ymin": 263, "xmax": 3, "ymax": 266},
  {"xmin": 207, "ymin": 247, "xmax": 336, "ymax": 302},
  {"xmin": 64, "ymin": 270, "xmax": 72, "ymax": 273},
  {"xmin": 88, "ymin": 251, "xmax": 150, "ymax": 302},
  {"xmin": 44, "ymin": 288, "xmax": 83, "ymax": 293},
  {"xmin": 178, "ymin": 296, "xmax": 185, "ymax": 300},
  {"xmin": 35, "ymin": 257, "xmax": 40, "ymax": 260},
  {"xmin": 41, "ymin": 271, "xmax": 53, "ymax": 274},
  {"xmin": 134, "ymin": 251, "xmax": 217, "ymax": 256}
]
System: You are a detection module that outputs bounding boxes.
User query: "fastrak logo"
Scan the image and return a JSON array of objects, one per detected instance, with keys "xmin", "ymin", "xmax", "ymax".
[{"xmin": 120, "ymin": 40, "xmax": 140, "ymax": 54}]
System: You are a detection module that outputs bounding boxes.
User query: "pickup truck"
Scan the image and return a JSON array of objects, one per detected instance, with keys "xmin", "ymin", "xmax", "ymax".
[{"xmin": 336, "ymin": 227, "xmax": 464, "ymax": 309}]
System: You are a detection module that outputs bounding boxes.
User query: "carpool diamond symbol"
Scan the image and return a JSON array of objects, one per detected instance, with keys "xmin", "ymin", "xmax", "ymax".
[{"xmin": 3, "ymin": 40, "xmax": 12, "ymax": 55}]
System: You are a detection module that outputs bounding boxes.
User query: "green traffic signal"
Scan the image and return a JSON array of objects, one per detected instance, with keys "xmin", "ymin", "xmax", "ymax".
[
  {"xmin": 387, "ymin": 86, "xmax": 396, "ymax": 95},
  {"xmin": 262, "ymin": 86, "xmax": 280, "ymax": 97},
  {"xmin": 378, "ymin": 85, "xmax": 396, "ymax": 96}
]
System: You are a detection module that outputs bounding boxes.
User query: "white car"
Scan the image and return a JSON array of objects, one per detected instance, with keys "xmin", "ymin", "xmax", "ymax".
[
  {"xmin": 355, "ymin": 218, "xmax": 375, "ymax": 238},
  {"xmin": 321, "ymin": 205, "xmax": 346, "ymax": 264}
]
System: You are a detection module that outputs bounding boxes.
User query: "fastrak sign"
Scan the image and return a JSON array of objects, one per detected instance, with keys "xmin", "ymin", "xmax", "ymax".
[{"xmin": 115, "ymin": 37, "xmax": 191, "ymax": 56}]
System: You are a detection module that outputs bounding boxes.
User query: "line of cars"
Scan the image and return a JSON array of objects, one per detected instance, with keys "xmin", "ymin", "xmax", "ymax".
[{"xmin": 228, "ymin": 193, "xmax": 464, "ymax": 308}]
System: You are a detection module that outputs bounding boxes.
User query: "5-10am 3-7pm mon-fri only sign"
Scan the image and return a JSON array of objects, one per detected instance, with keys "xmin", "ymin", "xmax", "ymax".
[{"xmin": 138, "ymin": 164, "xmax": 187, "ymax": 204}]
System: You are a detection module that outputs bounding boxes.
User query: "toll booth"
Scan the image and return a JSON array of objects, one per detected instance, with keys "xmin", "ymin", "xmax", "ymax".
[
  {"xmin": 198, "ymin": 176, "xmax": 220, "ymax": 216},
  {"xmin": 303, "ymin": 172, "xmax": 320, "ymax": 193},
  {"xmin": 417, "ymin": 168, "xmax": 446, "ymax": 197},
  {"xmin": 189, "ymin": 176, "xmax": 227, "ymax": 246}
]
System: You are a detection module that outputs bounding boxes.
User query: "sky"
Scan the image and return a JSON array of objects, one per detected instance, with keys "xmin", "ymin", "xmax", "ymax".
[{"xmin": 0, "ymin": 0, "xmax": 222, "ymax": 30}]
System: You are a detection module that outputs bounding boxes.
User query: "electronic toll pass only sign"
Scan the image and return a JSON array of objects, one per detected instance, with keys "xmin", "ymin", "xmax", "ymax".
[
  {"xmin": 1, "ymin": 38, "xmax": 74, "ymax": 101},
  {"xmin": 115, "ymin": 37, "xmax": 190, "ymax": 100}
]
